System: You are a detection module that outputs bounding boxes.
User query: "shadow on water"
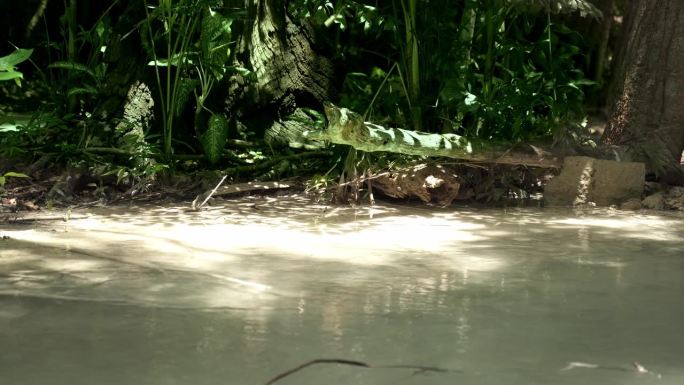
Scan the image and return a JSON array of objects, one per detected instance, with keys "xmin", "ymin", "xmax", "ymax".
[{"xmin": 1, "ymin": 195, "xmax": 683, "ymax": 385}]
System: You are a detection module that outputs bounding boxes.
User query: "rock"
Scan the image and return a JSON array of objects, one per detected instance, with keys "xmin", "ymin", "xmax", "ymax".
[
  {"xmin": 665, "ymin": 187, "xmax": 684, "ymax": 210},
  {"xmin": 668, "ymin": 186, "xmax": 684, "ymax": 197},
  {"xmin": 642, "ymin": 188, "xmax": 684, "ymax": 210},
  {"xmin": 664, "ymin": 195, "xmax": 684, "ymax": 211},
  {"xmin": 644, "ymin": 181, "xmax": 666, "ymax": 195},
  {"xmin": 544, "ymin": 156, "xmax": 644, "ymax": 207},
  {"xmin": 642, "ymin": 193, "xmax": 665, "ymax": 210},
  {"xmin": 620, "ymin": 198, "xmax": 642, "ymax": 210}
]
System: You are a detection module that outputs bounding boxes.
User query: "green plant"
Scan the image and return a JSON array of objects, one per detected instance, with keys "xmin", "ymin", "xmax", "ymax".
[
  {"xmin": 104, "ymin": 161, "xmax": 169, "ymax": 186},
  {"xmin": 143, "ymin": 0, "xmax": 239, "ymax": 163},
  {"xmin": 0, "ymin": 172, "xmax": 29, "ymax": 188},
  {"xmin": 423, "ymin": 0, "xmax": 596, "ymax": 141},
  {"xmin": 299, "ymin": 0, "xmax": 597, "ymax": 143},
  {"xmin": 200, "ymin": 113, "xmax": 229, "ymax": 164},
  {"xmin": 143, "ymin": 0, "xmax": 201, "ymax": 160},
  {"xmin": 30, "ymin": 1, "xmax": 123, "ymax": 154},
  {"xmin": 394, "ymin": 0, "xmax": 421, "ymax": 131},
  {"xmin": 288, "ymin": 1, "xmax": 384, "ymax": 33},
  {"xmin": 47, "ymin": 0, "xmax": 120, "ymax": 112},
  {"xmin": 0, "ymin": 109, "xmax": 73, "ymax": 162},
  {"xmin": 0, "ymin": 48, "xmax": 33, "ymax": 86},
  {"xmin": 193, "ymin": 8, "xmax": 238, "ymax": 165},
  {"xmin": 0, "ymin": 114, "xmax": 30, "ymax": 158}
]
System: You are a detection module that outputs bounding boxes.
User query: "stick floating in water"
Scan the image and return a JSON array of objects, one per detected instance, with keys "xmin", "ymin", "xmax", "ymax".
[
  {"xmin": 264, "ymin": 358, "xmax": 460, "ymax": 385},
  {"xmin": 561, "ymin": 362, "xmax": 599, "ymax": 371},
  {"xmin": 561, "ymin": 361, "xmax": 662, "ymax": 379}
]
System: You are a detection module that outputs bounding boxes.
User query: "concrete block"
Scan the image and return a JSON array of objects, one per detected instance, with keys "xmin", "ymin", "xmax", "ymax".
[{"xmin": 545, "ymin": 156, "xmax": 644, "ymax": 207}]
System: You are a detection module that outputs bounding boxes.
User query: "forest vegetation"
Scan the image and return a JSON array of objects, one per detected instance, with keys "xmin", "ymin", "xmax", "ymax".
[{"xmin": 1, "ymin": 0, "xmax": 682, "ymax": 208}]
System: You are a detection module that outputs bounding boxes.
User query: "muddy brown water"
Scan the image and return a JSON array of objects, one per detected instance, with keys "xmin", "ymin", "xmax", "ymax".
[{"xmin": 1, "ymin": 195, "xmax": 683, "ymax": 385}]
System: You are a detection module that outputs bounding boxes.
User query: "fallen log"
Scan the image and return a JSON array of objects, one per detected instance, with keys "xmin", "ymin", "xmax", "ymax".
[{"xmin": 307, "ymin": 103, "xmax": 563, "ymax": 168}]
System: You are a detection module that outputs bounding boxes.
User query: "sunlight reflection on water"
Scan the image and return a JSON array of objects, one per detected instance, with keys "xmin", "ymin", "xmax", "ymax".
[{"xmin": 0, "ymin": 195, "xmax": 683, "ymax": 385}]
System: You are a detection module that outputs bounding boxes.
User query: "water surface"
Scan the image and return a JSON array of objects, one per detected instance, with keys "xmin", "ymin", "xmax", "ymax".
[{"xmin": 1, "ymin": 196, "xmax": 683, "ymax": 385}]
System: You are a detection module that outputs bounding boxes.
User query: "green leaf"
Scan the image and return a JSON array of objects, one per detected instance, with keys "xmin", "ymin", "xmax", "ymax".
[
  {"xmin": 570, "ymin": 79, "xmax": 597, "ymax": 86},
  {"xmin": 147, "ymin": 53, "xmax": 193, "ymax": 67},
  {"xmin": 201, "ymin": 114, "xmax": 229, "ymax": 165},
  {"xmin": 0, "ymin": 122, "xmax": 22, "ymax": 132},
  {"xmin": 95, "ymin": 20, "xmax": 106, "ymax": 39},
  {"xmin": 200, "ymin": 10, "xmax": 233, "ymax": 75},
  {"xmin": 174, "ymin": 78, "xmax": 198, "ymax": 117},
  {"xmin": 48, "ymin": 61, "xmax": 98, "ymax": 81},
  {"xmin": 0, "ymin": 172, "xmax": 29, "ymax": 187},
  {"xmin": 464, "ymin": 92, "xmax": 478, "ymax": 106},
  {"xmin": 3, "ymin": 172, "xmax": 29, "ymax": 178},
  {"xmin": 0, "ymin": 48, "xmax": 33, "ymax": 71},
  {"xmin": 228, "ymin": 66, "xmax": 256, "ymax": 82},
  {"xmin": 67, "ymin": 86, "xmax": 99, "ymax": 97},
  {"xmin": 148, "ymin": 59, "xmax": 171, "ymax": 67},
  {"xmin": 0, "ymin": 71, "xmax": 23, "ymax": 81}
]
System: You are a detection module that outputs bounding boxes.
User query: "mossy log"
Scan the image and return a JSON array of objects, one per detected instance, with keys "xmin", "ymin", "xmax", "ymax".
[{"xmin": 313, "ymin": 103, "xmax": 562, "ymax": 168}]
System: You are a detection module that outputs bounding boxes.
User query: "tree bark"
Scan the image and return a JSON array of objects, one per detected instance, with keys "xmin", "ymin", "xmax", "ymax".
[
  {"xmin": 602, "ymin": 0, "xmax": 684, "ymax": 184},
  {"xmin": 227, "ymin": 0, "xmax": 336, "ymax": 123}
]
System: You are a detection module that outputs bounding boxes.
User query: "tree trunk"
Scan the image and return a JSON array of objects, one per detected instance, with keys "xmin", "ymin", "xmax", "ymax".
[
  {"xmin": 602, "ymin": 0, "xmax": 684, "ymax": 185},
  {"xmin": 227, "ymin": 0, "xmax": 336, "ymax": 127}
]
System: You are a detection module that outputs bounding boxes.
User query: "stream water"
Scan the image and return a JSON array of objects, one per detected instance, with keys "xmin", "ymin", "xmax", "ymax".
[{"xmin": 0, "ymin": 195, "xmax": 683, "ymax": 385}]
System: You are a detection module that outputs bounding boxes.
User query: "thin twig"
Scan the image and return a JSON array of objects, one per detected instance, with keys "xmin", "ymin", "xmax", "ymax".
[
  {"xmin": 336, "ymin": 171, "xmax": 391, "ymax": 187},
  {"xmin": 265, "ymin": 359, "xmax": 370, "ymax": 385},
  {"xmin": 264, "ymin": 358, "xmax": 458, "ymax": 385},
  {"xmin": 192, "ymin": 174, "xmax": 227, "ymax": 211},
  {"xmin": 366, "ymin": 169, "xmax": 375, "ymax": 206}
]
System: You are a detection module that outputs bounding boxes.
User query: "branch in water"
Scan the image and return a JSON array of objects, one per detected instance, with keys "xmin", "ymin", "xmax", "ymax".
[
  {"xmin": 264, "ymin": 358, "xmax": 459, "ymax": 385},
  {"xmin": 561, "ymin": 361, "xmax": 662, "ymax": 379}
]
